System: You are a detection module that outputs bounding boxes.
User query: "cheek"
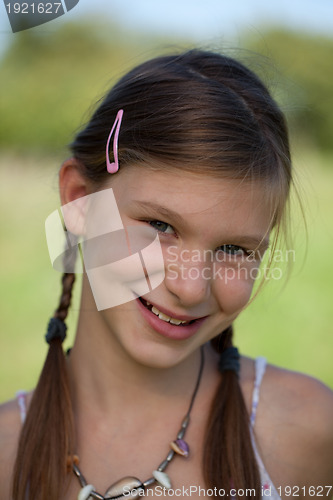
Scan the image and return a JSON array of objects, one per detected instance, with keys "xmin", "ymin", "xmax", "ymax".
[{"xmin": 212, "ymin": 265, "xmax": 256, "ymax": 314}]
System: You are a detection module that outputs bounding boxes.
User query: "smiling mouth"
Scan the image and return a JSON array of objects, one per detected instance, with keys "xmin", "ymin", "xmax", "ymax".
[{"xmin": 139, "ymin": 298, "xmax": 197, "ymax": 326}]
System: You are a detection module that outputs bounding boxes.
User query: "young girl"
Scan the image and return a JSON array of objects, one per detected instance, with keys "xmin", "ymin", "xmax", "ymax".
[{"xmin": 1, "ymin": 49, "xmax": 332, "ymax": 500}]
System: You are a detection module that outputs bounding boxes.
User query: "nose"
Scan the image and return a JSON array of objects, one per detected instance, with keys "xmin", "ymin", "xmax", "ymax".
[{"xmin": 164, "ymin": 252, "xmax": 212, "ymax": 308}]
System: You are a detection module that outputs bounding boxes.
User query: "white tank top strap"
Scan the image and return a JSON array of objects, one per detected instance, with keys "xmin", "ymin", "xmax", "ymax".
[
  {"xmin": 250, "ymin": 427, "xmax": 281, "ymax": 499},
  {"xmin": 250, "ymin": 356, "xmax": 267, "ymax": 427},
  {"xmin": 16, "ymin": 390, "xmax": 28, "ymax": 424},
  {"xmin": 249, "ymin": 358, "xmax": 282, "ymax": 499}
]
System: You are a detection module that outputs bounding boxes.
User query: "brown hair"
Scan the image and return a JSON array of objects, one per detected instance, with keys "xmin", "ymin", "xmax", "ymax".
[{"xmin": 13, "ymin": 49, "xmax": 292, "ymax": 499}]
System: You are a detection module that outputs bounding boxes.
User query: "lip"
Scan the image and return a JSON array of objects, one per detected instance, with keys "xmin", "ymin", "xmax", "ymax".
[{"xmin": 136, "ymin": 297, "xmax": 208, "ymax": 341}]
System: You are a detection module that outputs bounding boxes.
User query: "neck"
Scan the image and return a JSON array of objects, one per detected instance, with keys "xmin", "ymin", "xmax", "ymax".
[
  {"xmin": 67, "ymin": 312, "xmax": 209, "ymax": 424},
  {"xmin": 68, "ymin": 337, "xmax": 203, "ymax": 414}
]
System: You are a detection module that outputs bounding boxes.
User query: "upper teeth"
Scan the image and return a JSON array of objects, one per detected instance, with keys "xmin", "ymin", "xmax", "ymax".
[{"xmin": 148, "ymin": 303, "xmax": 189, "ymax": 325}]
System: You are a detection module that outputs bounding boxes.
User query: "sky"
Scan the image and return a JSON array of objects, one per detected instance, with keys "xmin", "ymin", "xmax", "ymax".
[{"xmin": 1, "ymin": 0, "xmax": 333, "ymax": 48}]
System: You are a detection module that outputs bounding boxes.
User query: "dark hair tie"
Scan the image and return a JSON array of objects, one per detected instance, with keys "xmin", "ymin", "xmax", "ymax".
[
  {"xmin": 45, "ymin": 317, "xmax": 67, "ymax": 344},
  {"xmin": 218, "ymin": 346, "xmax": 240, "ymax": 376}
]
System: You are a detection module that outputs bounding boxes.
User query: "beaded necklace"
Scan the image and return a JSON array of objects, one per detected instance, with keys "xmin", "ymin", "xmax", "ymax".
[{"xmin": 72, "ymin": 347, "xmax": 205, "ymax": 500}]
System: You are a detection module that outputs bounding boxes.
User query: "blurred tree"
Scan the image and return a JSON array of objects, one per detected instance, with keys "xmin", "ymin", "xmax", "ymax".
[
  {"xmin": 0, "ymin": 21, "xmax": 114, "ymax": 153},
  {"xmin": 244, "ymin": 29, "xmax": 333, "ymax": 154}
]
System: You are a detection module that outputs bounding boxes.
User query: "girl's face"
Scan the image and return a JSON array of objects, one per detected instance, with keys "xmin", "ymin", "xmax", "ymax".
[{"xmin": 81, "ymin": 166, "xmax": 272, "ymax": 368}]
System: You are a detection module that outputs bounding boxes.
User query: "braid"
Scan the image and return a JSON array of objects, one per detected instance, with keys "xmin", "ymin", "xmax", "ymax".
[
  {"xmin": 204, "ymin": 329, "xmax": 261, "ymax": 497},
  {"xmin": 54, "ymin": 233, "xmax": 78, "ymax": 322},
  {"xmin": 12, "ymin": 272, "xmax": 76, "ymax": 500},
  {"xmin": 54, "ymin": 272, "xmax": 76, "ymax": 321}
]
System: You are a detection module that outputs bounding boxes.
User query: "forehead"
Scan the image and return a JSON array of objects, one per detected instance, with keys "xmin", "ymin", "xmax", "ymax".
[{"xmin": 107, "ymin": 167, "xmax": 273, "ymax": 234}]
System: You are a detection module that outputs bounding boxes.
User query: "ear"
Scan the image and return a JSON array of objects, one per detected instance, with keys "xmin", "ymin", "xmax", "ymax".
[
  {"xmin": 59, "ymin": 158, "xmax": 90, "ymax": 236},
  {"xmin": 59, "ymin": 158, "xmax": 89, "ymax": 205}
]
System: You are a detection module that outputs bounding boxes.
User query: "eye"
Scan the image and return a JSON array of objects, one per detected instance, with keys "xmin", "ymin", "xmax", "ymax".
[
  {"xmin": 217, "ymin": 244, "xmax": 248, "ymax": 257},
  {"xmin": 148, "ymin": 220, "xmax": 175, "ymax": 234}
]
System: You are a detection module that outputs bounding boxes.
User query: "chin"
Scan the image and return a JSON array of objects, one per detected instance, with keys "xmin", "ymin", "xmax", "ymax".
[{"xmin": 124, "ymin": 333, "xmax": 201, "ymax": 370}]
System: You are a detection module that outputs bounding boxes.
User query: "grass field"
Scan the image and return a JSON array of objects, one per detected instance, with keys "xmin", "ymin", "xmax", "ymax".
[{"xmin": 0, "ymin": 152, "xmax": 332, "ymax": 402}]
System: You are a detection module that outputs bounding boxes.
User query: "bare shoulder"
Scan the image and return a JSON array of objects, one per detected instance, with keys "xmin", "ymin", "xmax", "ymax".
[
  {"xmin": 262, "ymin": 363, "xmax": 333, "ymax": 437},
  {"xmin": 0, "ymin": 397, "xmax": 23, "ymax": 498},
  {"xmin": 255, "ymin": 362, "xmax": 333, "ymax": 486}
]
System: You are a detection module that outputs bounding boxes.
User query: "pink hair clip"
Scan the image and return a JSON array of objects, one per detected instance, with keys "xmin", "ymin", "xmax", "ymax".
[{"xmin": 106, "ymin": 109, "xmax": 124, "ymax": 174}]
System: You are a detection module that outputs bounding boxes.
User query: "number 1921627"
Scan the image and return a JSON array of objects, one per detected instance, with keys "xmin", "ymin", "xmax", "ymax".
[
  {"xmin": 276, "ymin": 486, "xmax": 332, "ymax": 497},
  {"xmin": 6, "ymin": 3, "xmax": 62, "ymax": 14}
]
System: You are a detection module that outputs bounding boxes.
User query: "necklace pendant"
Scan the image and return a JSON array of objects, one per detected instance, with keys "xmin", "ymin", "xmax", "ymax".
[
  {"xmin": 170, "ymin": 439, "xmax": 189, "ymax": 457},
  {"xmin": 104, "ymin": 477, "xmax": 144, "ymax": 499},
  {"xmin": 78, "ymin": 484, "xmax": 95, "ymax": 500},
  {"xmin": 152, "ymin": 470, "xmax": 172, "ymax": 489}
]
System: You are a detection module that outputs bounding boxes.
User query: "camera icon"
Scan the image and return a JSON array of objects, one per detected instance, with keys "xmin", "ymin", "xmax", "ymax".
[{"xmin": 45, "ymin": 188, "xmax": 166, "ymax": 311}]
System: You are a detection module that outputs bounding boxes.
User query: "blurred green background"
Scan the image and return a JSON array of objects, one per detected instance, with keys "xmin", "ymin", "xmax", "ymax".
[{"xmin": 0, "ymin": 12, "xmax": 332, "ymax": 401}]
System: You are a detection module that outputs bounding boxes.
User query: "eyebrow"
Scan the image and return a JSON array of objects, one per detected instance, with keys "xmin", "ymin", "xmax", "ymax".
[{"xmin": 131, "ymin": 200, "xmax": 270, "ymax": 250}]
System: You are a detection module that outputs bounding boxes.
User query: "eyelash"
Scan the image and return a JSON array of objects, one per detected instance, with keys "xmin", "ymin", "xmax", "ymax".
[{"xmin": 147, "ymin": 220, "xmax": 252, "ymax": 257}]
